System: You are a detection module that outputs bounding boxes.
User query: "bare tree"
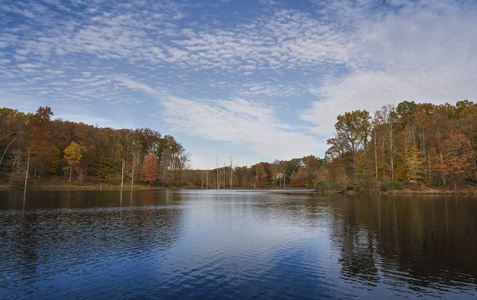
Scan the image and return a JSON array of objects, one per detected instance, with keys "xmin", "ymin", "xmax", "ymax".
[
  {"xmin": 23, "ymin": 148, "xmax": 30, "ymax": 202},
  {"xmin": 229, "ymin": 155, "xmax": 233, "ymax": 189},
  {"xmin": 216, "ymin": 156, "xmax": 220, "ymax": 189},
  {"xmin": 206, "ymin": 166, "xmax": 209, "ymax": 189},
  {"xmin": 121, "ymin": 159, "xmax": 125, "ymax": 191},
  {"xmin": 131, "ymin": 155, "xmax": 136, "ymax": 190},
  {"xmin": 0, "ymin": 137, "xmax": 16, "ymax": 168},
  {"xmin": 223, "ymin": 161, "xmax": 226, "ymax": 189}
]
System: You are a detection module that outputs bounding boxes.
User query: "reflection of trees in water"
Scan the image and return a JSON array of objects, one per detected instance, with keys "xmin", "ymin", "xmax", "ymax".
[
  {"xmin": 329, "ymin": 197, "xmax": 380, "ymax": 285},
  {"xmin": 328, "ymin": 195, "xmax": 477, "ymax": 289},
  {"xmin": 123, "ymin": 190, "xmax": 179, "ymax": 252},
  {"xmin": 0, "ymin": 190, "xmax": 182, "ymax": 292}
]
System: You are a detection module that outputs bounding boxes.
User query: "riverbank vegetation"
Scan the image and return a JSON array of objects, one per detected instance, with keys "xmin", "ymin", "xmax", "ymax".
[
  {"xmin": 0, "ymin": 106, "xmax": 189, "ymax": 189},
  {"xmin": 1, "ymin": 101, "xmax": 477, "ymax": 192}
]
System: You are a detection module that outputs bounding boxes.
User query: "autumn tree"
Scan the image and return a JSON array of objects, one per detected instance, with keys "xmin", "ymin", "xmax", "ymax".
[
  {"xmin": 427, "ymin": 105, "xmax": 455, "ymax": 185},
  {"xmin": 290, "ymin": 168, "xmax": 307, "ymax": 187},
  {"xmin": 438, "ymin": 133, "xmax": 472, "ymax": 189},
  {"xmin": 30, "ymin": 106, "xmax": 53, "ymax": 177},
  {"xmin": 326, "ymin": 110, "xmax": 371, "ymax": 187},
  {"xmin": 64, "ymin": 142, "xmax": 83, "ymax": 182},
  {"xmin": 235, "ymin": 166, "xmax": 251, "ymax": 188},
  {"xmin": 402, "ymin": 145, "xmax": 425, "ymax": 181},
  {"xmin": 49, "ymin": 146, "xmax": 61, "ymax": 174},
  {"xmin": 447, "ymin": 100, "xmax": 477, "ymax": 180},
  {"xmin": 153, "ymin": 135, "xmax": 188, "ymax": 186},
  {"xmin": 140, "ymin": 154, "xmax": 159, "ymax": 185},
  {"xmin": 302, "ymin": 155, "xmax": 323, "ymax": 188},
  {"xmin": 356, "ymin": 152, "xmax": 372, "ymax": 188},
  {"xmin": 372, "ymin": 105, "xmax": 397, "ymax": 180},
  {"xmin": 0, "ymin": 108, "xmax": 29, "ymax": 184},
  {"xmin": 336, "ymin": 110, "xmax": 371, "ymax": 151}
]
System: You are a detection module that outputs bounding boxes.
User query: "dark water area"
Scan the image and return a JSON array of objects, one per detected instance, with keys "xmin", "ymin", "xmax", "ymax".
[{"xmin": 0, "ymin": 189, "xmax": 476, "ymax": 299}]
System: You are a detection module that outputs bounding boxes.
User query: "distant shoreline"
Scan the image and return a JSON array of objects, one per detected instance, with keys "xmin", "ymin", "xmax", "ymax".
[
  {"xmin": 338, "ymin": 186, "xmax": 477, "ymax": 196},
  {"xmin": 0, "ymin": 183, "xmax": 164, "ymax": 191},
  {"xmin": 381, "ymin": 189, "xmax": 477, "ymax": 196},
  {"xmin": 1, "ymin": 183, "xmax": 476, "ymax": 196}
]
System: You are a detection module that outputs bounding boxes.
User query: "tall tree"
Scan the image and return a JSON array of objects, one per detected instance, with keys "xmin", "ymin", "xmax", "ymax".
[
  {"xmin": 438, "ymin": 133, "xmax": 472, "ymax": 189},
  {"xmin": 30, "ymin": 106, "xmax": 53, "ymax": 177},
  {"xmin": 404, "ymin": 145, "xmax": 425, "ymax": 181},
  {"xmin": 140, "ymin": 154, "xmax": 159, "ymax": 185},
  {"xmin": 331, "ymin": 110, "xmax": 371, "ymax": 179},
  {"xmin": 64, "ymin": 141, "xmax": 83, "ymax": 182},
  {"xmin": 447, "ymin": 100, "xmax": 477, "ymax": 180}
]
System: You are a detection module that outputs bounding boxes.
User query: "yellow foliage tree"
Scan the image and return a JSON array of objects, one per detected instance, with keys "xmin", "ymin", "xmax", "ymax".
[
  {"xmin": 396, "ymin": 145, "xmax": 425, "ymax": 182},
  {"xmin": 64, "ymin": 142, "xmax": 82, "ymax": 182}
]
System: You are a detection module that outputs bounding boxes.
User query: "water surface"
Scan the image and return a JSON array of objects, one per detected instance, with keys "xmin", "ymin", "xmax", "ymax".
[{"xmin": 0, "ymin": 189, "xmax": 476, "ymax": 299}]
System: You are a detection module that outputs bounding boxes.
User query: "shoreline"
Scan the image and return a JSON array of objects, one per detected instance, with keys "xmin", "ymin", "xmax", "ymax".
[
  {"xmin": 1, "ymin": 183, "xmax": 476, "ymax": 196},
  {"xmin": 0, "ymin": 183, "xmax": 168, "ymax": 191},
  {"xmin": 380, "ymin": 189, "xmax": 477, "ymax": 196},
  {"xmin": 338, "ymin": 187, "xmax": 477, "ymax": 196}
]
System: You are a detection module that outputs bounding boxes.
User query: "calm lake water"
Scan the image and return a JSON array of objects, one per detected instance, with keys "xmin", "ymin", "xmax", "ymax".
[{"xmin": 0, "ymin": 189, "xmax": 476, "ymax": 299}]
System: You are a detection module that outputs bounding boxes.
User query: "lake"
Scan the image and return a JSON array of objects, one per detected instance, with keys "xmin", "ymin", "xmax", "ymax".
[{"xmin": 0, "ymin": 189, "xmax": 476, "ymax": 299}]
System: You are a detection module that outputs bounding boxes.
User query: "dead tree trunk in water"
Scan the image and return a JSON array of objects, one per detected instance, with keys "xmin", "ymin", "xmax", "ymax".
[
  {"xmin": 23, "ymin": 148, "xmax": 30, "ymax": 202},
  {"xmin": 229, "ymin": 156, "xmax": 233, "ymax": 189},
  {"xmin": 121, "ymin": 159, "xmax": 125, "ymax": 191},
  {"xmin": 216, "ymin": 157, "xmax": 220, "ymax": 189}
]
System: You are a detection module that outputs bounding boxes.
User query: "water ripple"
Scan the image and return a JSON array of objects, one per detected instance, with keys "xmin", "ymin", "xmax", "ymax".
[{"xmin": 1, "ymin": 191, "xmax": 476, "ymax": 299}]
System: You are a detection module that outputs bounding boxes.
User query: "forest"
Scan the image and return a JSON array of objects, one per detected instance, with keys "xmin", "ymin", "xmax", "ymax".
[
  {"xmin": 1, "ymin": 100, "xmax": 476, "ymax": 192},
  {"xmin": 0, "ymin": 106, "xmax": 189, "ymax": 188}
]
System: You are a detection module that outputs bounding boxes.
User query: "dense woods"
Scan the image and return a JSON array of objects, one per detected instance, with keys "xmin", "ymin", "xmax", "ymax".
[
  {"xmin": 1, "ymin": 101, "xmax": 476, "ymax": 191},
  {"xmin": 0, "ymin": 106, "xmax": 189, "ymax": 188},
  {"xmin": 323, "ymin": 100, "xmax": 476, "ymax": 192}
]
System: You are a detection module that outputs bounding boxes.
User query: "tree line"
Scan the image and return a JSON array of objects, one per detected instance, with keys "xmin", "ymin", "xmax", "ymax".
[
  {"xmin": 324, "ymin": 100, "xmax": 476, "ymax": 191},
  {"xmin": 1, "ymin": 100, "xmax": 476, "ymax": 191},
  {"xmin": 187, "ymin": 100, "xmax": 477, "ymax": 191},
  {"xmin": 0, "ymin": 106, "xmax": 189, "ymax": 187}
]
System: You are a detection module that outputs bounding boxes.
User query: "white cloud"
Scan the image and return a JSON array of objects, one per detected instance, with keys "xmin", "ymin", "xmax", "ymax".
[
  {"xmin": 302, "ymin": 71, "xmax": 422, "ymax": 135},
  {"xmin": 161, "ymin": 96, "xmax": 321, "ymax": 160},
  {"xmin": 3, "ymin": 3, "xmax": 352, "ymax": 74},
  {"xmin": 237, "ymin": 82, "xmax": 298, "ymax": 97},
  {"xmin": 45, "ymin": 69, "xmax": 64, "ymax": 75},
  {"xmin": 171, "ymin": 10, "xmax": 352, "ymax": 71},
  {"xmin": 301, "ymin": 0, "xmax": 477, "ymax": 137},
  {"xmin": 17, "ymin": 63, "xmax": 39, "ymax": 68},
  {"xmin": 112, "ymin": 75, "xmax": 160, "ymax": 95}
]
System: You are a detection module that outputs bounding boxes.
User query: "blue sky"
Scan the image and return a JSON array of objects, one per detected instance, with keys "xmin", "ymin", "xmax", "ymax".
[{"xmin": 1, "ymin": 0, "xmax": 477, "ymax": 169}]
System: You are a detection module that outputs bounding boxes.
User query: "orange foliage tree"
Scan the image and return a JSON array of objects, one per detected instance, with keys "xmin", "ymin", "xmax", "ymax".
[
  {"xmin": 438, "ymin": 133, "xmax": 472, "ymax": 189},
  {"xmin": 29, "ymin": 106, "xmax": 53, "ymax": 177},
  {"xmin": 140, "ymin": 154, "xmax": 159, "ymax": 185}
]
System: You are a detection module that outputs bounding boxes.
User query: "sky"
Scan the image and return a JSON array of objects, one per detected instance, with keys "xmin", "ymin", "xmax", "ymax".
[{"xmin": 1, "ymin": 0, "xmax": 477, "ymax": 169}]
